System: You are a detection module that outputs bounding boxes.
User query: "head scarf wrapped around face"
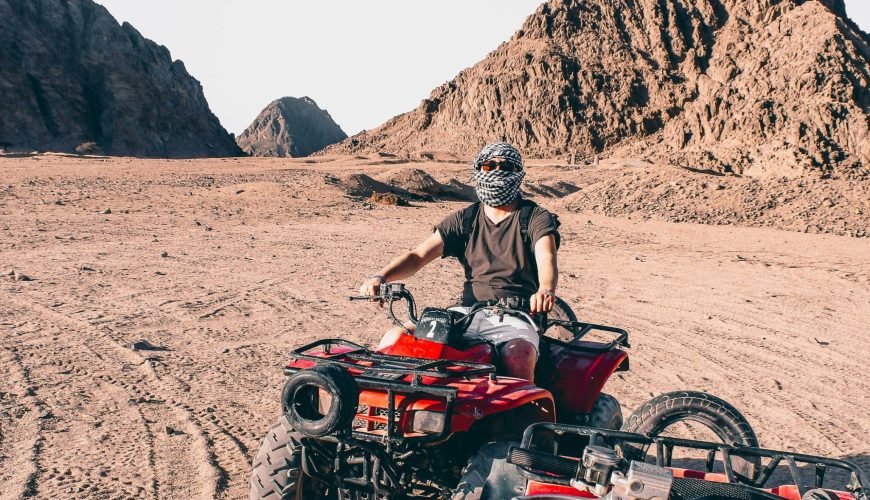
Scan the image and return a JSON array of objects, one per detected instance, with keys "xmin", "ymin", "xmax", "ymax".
[{"xmin": 471, "ymin": 142, "xmax": 525, "ymax": 207}]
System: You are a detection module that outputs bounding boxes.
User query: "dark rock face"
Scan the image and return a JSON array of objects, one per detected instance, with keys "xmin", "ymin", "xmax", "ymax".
[
  {"xmin": 0, "ymin": 0, "xmax": 241, "ymax": 157},
  {"xmin": 237, "ymin": 97, "xmax": 347, "ymax": 157},
  {"xmin": 327, "ymin": 0, "xmax": 869, "ymax": 175}
]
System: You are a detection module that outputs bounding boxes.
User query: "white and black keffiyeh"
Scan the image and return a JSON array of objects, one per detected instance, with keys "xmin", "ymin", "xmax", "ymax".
[
  {"xmin": 471, "ymin": 142, "xmax": 525, "ymax": 207},
  {"xmin": 472, "ymin": 142, "xmax": 524, "ymax": 171},
  {"xmin": 472, "ymin": 169, "xmax": 525, "ymax": 207}
]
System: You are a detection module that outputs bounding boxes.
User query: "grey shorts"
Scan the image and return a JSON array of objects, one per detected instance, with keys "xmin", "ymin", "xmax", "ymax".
[{"xmin": 449, "ymin": 306, "xmax": 540, "ymax": 353}]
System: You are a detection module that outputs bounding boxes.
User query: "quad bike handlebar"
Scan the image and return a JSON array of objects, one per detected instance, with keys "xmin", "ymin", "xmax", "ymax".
[
  {"xmin": 349, "ymin": 282, "xmax": 420, "ymax": 327},
  {"xmin": 350, "ymin": 283, "xmax": 630, "ymax": 350},
  {"xmin": 349, "ymin": 282, "xmax": 536, "ymax": 329}
]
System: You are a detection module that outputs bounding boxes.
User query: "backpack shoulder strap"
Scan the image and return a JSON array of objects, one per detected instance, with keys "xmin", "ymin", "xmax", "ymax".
[
  {"xmin": 461, "ymin": 202, "xmax": 480, "ymax": 243},
  {"xmin": 446, "ymin": 202, "xmax": 479, "ymax": 260},
  {"xmin": 518, "ymin": 199, "xmax": 538, "ymax": 246}
]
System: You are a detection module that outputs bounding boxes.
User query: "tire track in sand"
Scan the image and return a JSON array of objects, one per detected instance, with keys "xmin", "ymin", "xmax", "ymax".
[
  {"xmin": 0, "ymin": 341, "xmax": 46, "ymax": 499},
  {"xmin": 2, "ymin": 295, "xmax": 229, "ymax": 499}
]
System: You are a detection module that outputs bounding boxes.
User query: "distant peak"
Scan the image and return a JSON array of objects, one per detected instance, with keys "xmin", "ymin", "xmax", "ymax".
[
  {"xmin": 273, "ymin": 96, "xmax": 318, "ymax": 107},
  {"xmin": 238, "ymin": 96, "xmax": 346, "ymax": 157}
]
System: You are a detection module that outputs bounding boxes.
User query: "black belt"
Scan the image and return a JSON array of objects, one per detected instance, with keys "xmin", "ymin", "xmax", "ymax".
[
  {"xmin": 459, "ymin": 295, "xmax": 532, "ymax": 312},
  {"xmin": 488, "ymin": 296, "xmax": 531, "ymax": 312}
]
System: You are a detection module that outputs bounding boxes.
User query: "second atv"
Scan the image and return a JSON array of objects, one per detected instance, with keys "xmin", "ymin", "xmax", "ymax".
[{"xmin": 488, "ymin": 422, "xmax": 867, "ymax": 500}]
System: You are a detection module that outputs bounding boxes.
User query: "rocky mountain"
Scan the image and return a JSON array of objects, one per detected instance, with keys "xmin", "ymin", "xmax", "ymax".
[
  {"xmin": 328, "ymin": 0, "xmax": 869, "ymax": 176},
  {"xmin": 0, "ymin": 0, "xmax": 241, "ymax": 157},
  {"xmin": 237, "ymin": 97, "xmax": 347, "ymax": 157}
]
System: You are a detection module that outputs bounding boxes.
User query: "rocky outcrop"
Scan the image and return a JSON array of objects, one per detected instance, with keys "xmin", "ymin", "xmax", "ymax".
[
  {"xmin": 237, "ymin": 97, "xmax": 347, "ymax": 157},
  {"xmin": 0, "ymin": 0, "xmax": 241, "ymax": 157},
  {"xmin": 327, "ymin": 0, "xmax": 869, "ymax": 176}
]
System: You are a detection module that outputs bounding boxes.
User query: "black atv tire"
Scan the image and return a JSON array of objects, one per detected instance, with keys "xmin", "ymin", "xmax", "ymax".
[
  {"xmin": 546, "ymin": 296, "xmax": 578, "ymax": 342},
  {"xmin": 250, "ymin": 414, "xmax": 325, "ymax": 500},
  {"xmin": 621, "ymin": 391, "xmax": 760, "ymax": 480},
  {"xmin": 585, "ymin": 393, "xmax": 623, "ymax": 430},
  {"xmin": 550, "ymin": 297, "xmax": 577, "ymax": 322},
  {"xmin": 452, "ymin": 442, "xmax": 527, "ymax": 500},
  {"xmin": 282, "ymin": 364, "xmax": 358, "ymax": 438},
  {"xmin": 802, "ymin": 489, "xmax": 842, "ymax": 500}
]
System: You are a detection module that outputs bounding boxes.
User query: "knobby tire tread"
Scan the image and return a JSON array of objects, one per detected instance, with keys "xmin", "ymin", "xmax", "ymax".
[
  {"xmin": 250, "ymin": 415, "xmax": 306, "ymax": 500},
  {"xmin": 621, "ymin": 391, "xmax": 760, "ymax": 479}
]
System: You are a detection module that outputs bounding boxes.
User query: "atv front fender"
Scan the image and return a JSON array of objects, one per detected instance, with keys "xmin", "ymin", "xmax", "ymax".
[{"xmin": 449, "ymin": 376, "xmax": 556, "ymax": 433}]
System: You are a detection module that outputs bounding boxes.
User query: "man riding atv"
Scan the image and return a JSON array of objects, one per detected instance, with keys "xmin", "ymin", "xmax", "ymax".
[
  {"xmin": 359, "ymin": 142, "xmax": 561, "ymax": 381},
  {"xmin": 251, "ymin": 144, "xmax": 779, "ymax": 499},
  {"xmin": 251, "ymin": 143, "xmax": 639, "ymax": 499}
]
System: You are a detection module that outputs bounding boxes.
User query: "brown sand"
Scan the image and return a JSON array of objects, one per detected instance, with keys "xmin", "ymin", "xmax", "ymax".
[{"xmin": 0, "ymin": 155, "xmax": 868, "ymax": 499}]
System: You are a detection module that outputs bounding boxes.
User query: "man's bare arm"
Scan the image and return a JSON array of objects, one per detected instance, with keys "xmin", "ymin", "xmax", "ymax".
[
  {"xmin": 530, "ymin": 234, "xmax": 558, "ymax": 313},
  {"xmin": 360, "ymin": 231, "xmax": 444, "ymax": 296}
]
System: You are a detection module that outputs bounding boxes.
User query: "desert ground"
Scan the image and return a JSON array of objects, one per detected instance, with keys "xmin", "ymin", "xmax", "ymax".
[{"xmin": 0, "ymin": 155, "xmax": 868, "ymax": 499}]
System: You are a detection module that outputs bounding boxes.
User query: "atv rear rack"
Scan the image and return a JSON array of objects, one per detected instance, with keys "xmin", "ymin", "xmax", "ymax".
[
  {"xmin": 508, "ymin": 423, "xmax": 868, "ymax": 500},
  {"xmin": 545, "ymin": 320, "xmax": 631, "ymax": 352}
]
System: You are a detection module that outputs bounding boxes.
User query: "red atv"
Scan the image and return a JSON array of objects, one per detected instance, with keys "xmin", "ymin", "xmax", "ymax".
[
  {"xmin": 249, "ymin": 283, "xmax": 628, "ymax": 498},
  {"xmin": 249, "ymin": 284, "xmax": 752, "ymax": 499},
  {"xmin": 489, "ymin": 422, "xmax": 867, "ymax": 500}
]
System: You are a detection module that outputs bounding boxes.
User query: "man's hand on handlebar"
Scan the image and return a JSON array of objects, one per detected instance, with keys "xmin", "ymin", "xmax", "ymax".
[
  {"xmin": 529, "ymin": 288, "xmax": 555, "ymax": 314},
  {"xmin": 359, "ymin": 275, "xmax": 386, "ymax": 303}
]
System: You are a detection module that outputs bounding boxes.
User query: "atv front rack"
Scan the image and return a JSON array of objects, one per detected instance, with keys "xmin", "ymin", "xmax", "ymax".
[
  {"xmin": 284, "ymin": 339, "xmax": 501, "ymax": 498},
  {"xmin": 287, "ymin": 338, "xmax": 496, "ymax": 383},
  {"xmin": 507, "ymin": 423, "xmax": 868, "ymax": 500},
  {"xmin": 285, "ymin": 338, "xmax": 495, "ymax": 446}
]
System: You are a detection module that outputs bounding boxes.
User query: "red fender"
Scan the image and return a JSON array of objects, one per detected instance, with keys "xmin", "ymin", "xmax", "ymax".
[{"xmin": 537, "ymin": 342, "xmax": 627, "ymax": 414}]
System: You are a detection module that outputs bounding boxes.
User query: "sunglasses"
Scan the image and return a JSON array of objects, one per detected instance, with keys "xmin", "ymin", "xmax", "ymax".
[{"xmin": 479, "ymin": 159, "xmax": 522, "ymax": 172}]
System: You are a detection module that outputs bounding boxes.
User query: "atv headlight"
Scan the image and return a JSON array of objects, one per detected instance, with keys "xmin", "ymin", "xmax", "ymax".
[{"xmin": 410, "ymin": 410, "xmax": 446, "ymax": 434}]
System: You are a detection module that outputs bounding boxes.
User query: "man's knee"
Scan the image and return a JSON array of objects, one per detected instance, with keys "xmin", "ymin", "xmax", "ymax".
[
  {"xmin": 500, "ymin": 338, "xmax": 537, "ymax": 360},
  {"xmin": 377, "ymin": 323, "xmax": 413, "ymax": 350},
  {"xmin": 498, "ymin": 339, "xmax": 538, "ymax": 380}
]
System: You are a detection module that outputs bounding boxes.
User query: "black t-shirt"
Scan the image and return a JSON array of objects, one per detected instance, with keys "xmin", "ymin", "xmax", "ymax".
[{"xmin": 436, "ymin": 202, "xmax": 560, "ymax": 305}]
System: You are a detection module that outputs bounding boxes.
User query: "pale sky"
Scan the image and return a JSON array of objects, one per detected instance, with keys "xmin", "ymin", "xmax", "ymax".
[{"xmin": 96, "ymin": 1, "xmax": 870, "ymax": 137}]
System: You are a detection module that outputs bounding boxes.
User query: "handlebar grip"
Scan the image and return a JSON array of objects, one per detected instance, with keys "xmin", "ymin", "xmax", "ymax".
[
  {"xmin": 348, "ymin": 295, "xmax": 378, "ymax": 301},
  {"xmin": 507, "ymin": 446, "xmax": 580, "ymax": 478}
]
